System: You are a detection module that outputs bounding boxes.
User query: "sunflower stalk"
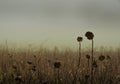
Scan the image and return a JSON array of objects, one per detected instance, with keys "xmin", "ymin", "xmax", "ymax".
[
  {"xmin": 91, "ymin": 39, "xmax": 94, "ymax": 84},
  {"xmin": 85, "ymin": 31, "xmax": 94, "ymax": 84},
  {"xmin": 72, "ymin": 36, "xmax": 83, "ymax": 84},
  {"xmin": 78, "ymin": 42, "xmax": 81, "ymax": 68}
]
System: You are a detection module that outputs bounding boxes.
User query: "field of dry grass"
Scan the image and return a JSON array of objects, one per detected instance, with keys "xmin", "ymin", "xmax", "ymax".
[
  {"xmin": 0, "ymin": 31, "xmax": 119, "ymax": 84},
  {"xmin": 0, "ymin": 45, "xmax": 120, "ymax": 84}
]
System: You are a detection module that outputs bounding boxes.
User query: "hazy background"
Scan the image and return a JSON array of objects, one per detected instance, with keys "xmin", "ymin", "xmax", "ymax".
[{"xmin": 0, "ymin": 0, "xmax": 120, "ymax": 49}]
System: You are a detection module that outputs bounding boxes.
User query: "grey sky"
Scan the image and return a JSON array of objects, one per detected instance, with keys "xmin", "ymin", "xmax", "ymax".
[{"xmin": 0, "ymin": 0, "xmax": 120, "ymax": 49}]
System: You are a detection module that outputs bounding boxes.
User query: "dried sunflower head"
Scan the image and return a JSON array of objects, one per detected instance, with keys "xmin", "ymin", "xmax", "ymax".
[
  {"xmin": 86, "ymin": 54, "xmax": 90, "ymax": 59},
  {"xmin": 85, "ymin": 31, "xmax": 94, "ymax": 40},
  {"xmin": 77, "ymin": 36, "xmax": 83, "ymax": 42},
  {"xmin": 54, "ymin": 61, "xmax": 61, "ymax": 69},
  {"xmin": 99, "ymin": 55, "xmax": 105, "ymax": 61}
]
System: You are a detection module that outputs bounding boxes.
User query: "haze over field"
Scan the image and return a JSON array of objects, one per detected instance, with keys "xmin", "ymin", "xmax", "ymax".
[{"xmin": 0, "ymin": 0, "xmax": 120, "ymax": 49}]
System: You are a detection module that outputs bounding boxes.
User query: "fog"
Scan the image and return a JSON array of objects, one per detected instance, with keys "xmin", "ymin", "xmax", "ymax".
[{"xmin": 0, "ymin": 0, "xmax": 120, "ymax": 49}]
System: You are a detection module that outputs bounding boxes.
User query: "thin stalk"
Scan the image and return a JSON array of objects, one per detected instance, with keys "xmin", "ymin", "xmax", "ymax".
[
  {"xmin": 54, "ymin": 69, "xmax": 57, "ymax": 84},
  {"xmin": 88, "ymin": 59, "xmax": 90, "ymax": 67},
  {"xmin": 73, "ymin": 42, "xmax": 81, "ymax": 84},
  {"xmin": 91, "ymin": 39, "xmax": 94, "ymax": 84},
  {"xmin": 87, "ymin": 59, "xmax": 90, "ymax": 74},
  {"xmin": 78, "ymin": 42, "xmax": 81, "ymax": 67},
  {"xmin": 77, "ymin": 42, "xmax": 81, "ymax": 83},
  {"xmin": 57, "ymin": 69, "xmax": 60, "ymax": 84}
]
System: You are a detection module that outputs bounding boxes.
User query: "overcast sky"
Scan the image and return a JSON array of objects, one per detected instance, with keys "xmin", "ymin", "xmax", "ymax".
[{"xmin": 0, "ymin": 0, "xmax": 120, "ymax": 49}]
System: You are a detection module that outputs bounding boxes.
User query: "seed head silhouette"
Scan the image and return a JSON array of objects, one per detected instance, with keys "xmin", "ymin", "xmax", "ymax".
[
  {"xmin": 77, "ymin": 36, "xmax": 83, "ymax": 42},
  {"xmin": 106, "ymin": 55, "xmax": 111, "ymax": 60},
  {"xmin": 99, "ymin": 55, "xmax": 105, "ymax": 61},
  {"xmin": 54, "ymin": 61, "xmax": 61, "ymax": 69},
  {"xmin": 32, "ymin": 65, "xmax": 36, "ymax": 72},
  {"xmin": 86, "ymin": 54, "xmax": 90, "ymax": 59},
  {"xmin": 93, "ymin": 60, "xmax": 97, "ymax": 68},
  {"xmin": 85, "ymin": 31, "xmax": 94, "ymax": 40},
  {"xmin": 12, "ymin": 65, "xmax": 17, "ymax": 70},
  {"xmin": 27, "ymin": 61, "xmax": 32, "ymax": 65}
]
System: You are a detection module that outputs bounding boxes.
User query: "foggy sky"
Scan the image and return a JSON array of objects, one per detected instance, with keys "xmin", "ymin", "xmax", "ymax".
[{"xmin": 0, "ymin": 0, "xmax": 120, "ymax": 49}]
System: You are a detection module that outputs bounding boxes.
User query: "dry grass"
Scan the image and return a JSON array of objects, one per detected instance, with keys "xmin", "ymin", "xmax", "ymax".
[{"xmin": 0, "ymin": 46, "xmax": 119, "ymax": 84}]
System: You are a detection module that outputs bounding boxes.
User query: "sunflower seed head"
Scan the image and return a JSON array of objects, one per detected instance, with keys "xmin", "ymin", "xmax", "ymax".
[
  {"xmin": 54, "ymin": 61, "xmax": 61, "ymax": 69},
  {"xmin": 85, "ymin": 31, "xmax": 94, "ymax": 40},
  {"xmin": 77, "ymin": 36, "xmax": 83, "ymax": 42},
  {"xmin": 99, "ymin": 55, "xmax": 105, "ymax": 61}
]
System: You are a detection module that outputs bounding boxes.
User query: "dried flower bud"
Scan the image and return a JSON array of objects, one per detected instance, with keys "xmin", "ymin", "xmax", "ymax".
[
  {"xmin": 77, "ymin": 36, "xmax": 83, "ymax": 42},
  {"xmin": 85, "ymin": 31, "xmax": 94, "ymax": 40},
  {"xmin": 27, "ymin": 61, "xmax": 32, "ymax": 65},
  {"xmin": 93, "ymin": 60, "xmax": 97, "ymax": 68},
  {"xmin": 99, "ymin": 55, "xmax": 105, "ymax": 61},
  {"xmin": 54, "ymin": 61, "xmax": 61, "ymax": 69},
  {"xmin": 86, "ymin": 54, "xmax": 90, "ymax": 59}
]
